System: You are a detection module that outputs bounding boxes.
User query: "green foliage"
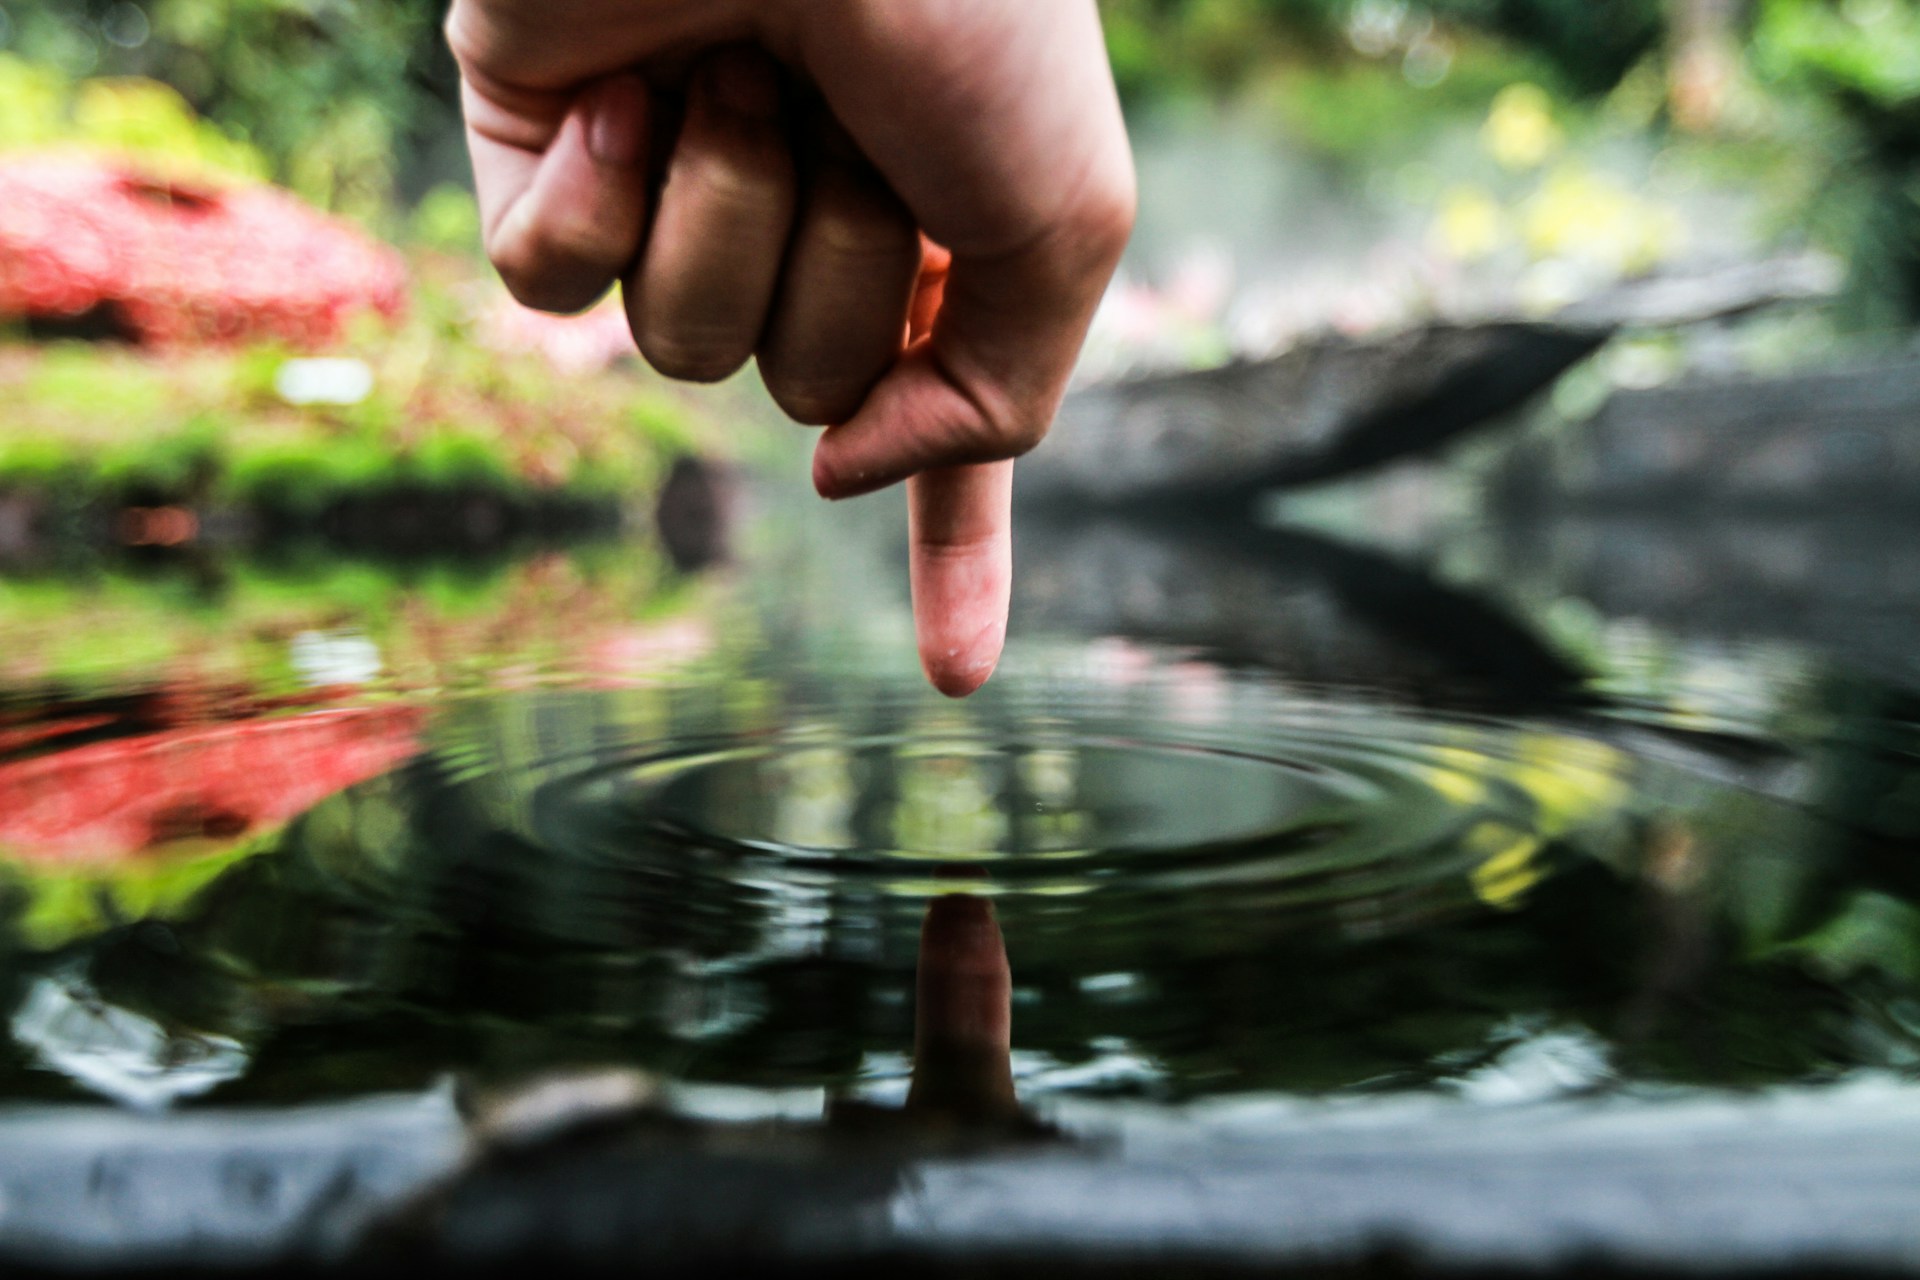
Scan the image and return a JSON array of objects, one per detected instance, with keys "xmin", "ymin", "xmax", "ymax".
[
  {"xmin": 1264, "ymin": 39, "xmax": 1560, "ymax": 157},
  {"xmin": 1746, "ymin": 1, "xmax": 1920, "ymax": 322},
  {"xmin": 1099, "ymin": 0, "xmax": 1659, "ymax": 102},
  {"xmin": 408, "ymin": 182, "xmax": 484, "ymax": 258},
  {"xmin": 218, "ymin": 431, "xmax": 393, "ymax": 517},
  {"xmin": 3, "ymin": 0, "xmax": 452, "ymax": 220},
  {"xmin": 0, "ymin": 52, "xmax": 267, "ymax": 181},
  {"xmin": 0, "ymin": 52, "xmax": 74, "ymax": 149},
  {"xmin": 1753, "ymin": 0, "xmax": 1920, "ymax": 108},
  {"xmin": 0, "ymin": 342, "xmax": 707, "ymax": 524},
  {"xmin": 1425, "ymin": 0, "xmax": 1665, "ymax": 96}
]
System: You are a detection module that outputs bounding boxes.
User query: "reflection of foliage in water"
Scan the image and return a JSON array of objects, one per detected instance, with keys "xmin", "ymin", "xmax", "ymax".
[
  {"xmin": 0, "ymin": 542, "xmax": 695, "ymax": 690},
  {"xmin": 0, "ymin": 545, "xmax": 717, "ymax": 972},
  {"xmin": 1, "ymin": 666, "xmax": 1914, "ymax": 1109}
]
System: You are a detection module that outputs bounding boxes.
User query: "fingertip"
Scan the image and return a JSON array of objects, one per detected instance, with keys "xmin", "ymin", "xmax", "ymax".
[
  {"xmin": 811, "ymin": 441, "xmax": 883, "ymax": 501},
  {"xmin": 907, "ymin": 462, "xmax": 1013, "ymax": 699},
  {"xmin": 920, "ymin": 616, "xmax": 1005, "ymax": 699},
  {"xmin": 810, "ymin": 446, "xmax": 846, "ymax": 500},
  {"xmin": 920, "ymin": 894, "xmax": 1006, "ymax": 973},
  {"xmin": 926, "ymin": 661, "xmax": 996, "ymax": 700}
]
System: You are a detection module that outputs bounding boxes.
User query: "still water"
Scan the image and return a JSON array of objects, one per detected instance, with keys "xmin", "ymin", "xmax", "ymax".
[{"xmin": 1, "ymin": 480, "xmax": 1918, "ymax": 1267}]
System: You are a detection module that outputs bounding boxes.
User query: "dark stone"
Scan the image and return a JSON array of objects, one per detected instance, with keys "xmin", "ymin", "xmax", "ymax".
[
  {"xmin": 1013, "ymin": 513, "xmax": 1589, "ymax": 712},
  {"xmin": 1023, "ymin": 322, "xmax": 1609, "ymax": 507},
  {"xmin": 654, "ymin": 455, "xmax": 736, "ymax": 573},
  {"xmin": 1502, "ymin": 356, "xmax": 1920, "ymax": 512}
]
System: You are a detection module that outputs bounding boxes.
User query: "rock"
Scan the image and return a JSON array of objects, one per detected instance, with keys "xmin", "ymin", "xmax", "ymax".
[
  {"xmin": 1025, "ymin": 255, "xmax": 1840, "ymax": 506},
  {"xmin": 1023, "ymin": 322, "xmax": 1608, "ymax": 506},
  {"xmin": 1503, "ymin": 355, "xmax": 1920, "ymax": 509},
  {"xmin": 1013, "ymin": 514, "xmax": 1588, "ymax": 710}
]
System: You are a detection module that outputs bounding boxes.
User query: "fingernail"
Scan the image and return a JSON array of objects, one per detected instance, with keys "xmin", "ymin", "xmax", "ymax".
[
  {"xmin": 702, "ymin": 46, "xmax": 782, "ymax": 119},
  {"xmin": 588, "ymin": 74, "xmax": 647, "ymax": 167}
]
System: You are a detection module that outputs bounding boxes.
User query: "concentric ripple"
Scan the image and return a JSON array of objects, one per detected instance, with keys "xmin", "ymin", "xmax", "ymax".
[
  {"xmin": 19, "ymin": 651, "xmax": 1920, "ymax": 1108},
  {"xmin": 499, "ymin": 663, "xmax": 1634, "ymax": 925}
]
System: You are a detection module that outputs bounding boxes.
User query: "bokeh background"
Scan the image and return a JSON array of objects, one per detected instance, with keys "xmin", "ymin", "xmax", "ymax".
[
  {"xmin": 4, "ymin": 1, "xmax": 1919, "ymax": 537},
  {"xmin": 5, "ymin": 13, "xmax": 1920, "ymax": 1269}
]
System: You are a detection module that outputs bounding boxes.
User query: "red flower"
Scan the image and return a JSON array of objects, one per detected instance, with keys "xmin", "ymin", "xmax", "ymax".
[{"xmin": 0, "ymin": 153, "xmax": 407, "ymax": 349}]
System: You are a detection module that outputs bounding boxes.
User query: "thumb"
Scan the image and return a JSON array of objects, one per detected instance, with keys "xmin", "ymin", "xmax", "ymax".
[{"xmin": 809, "ymin": 211, "xmax": 1128, "ymax": 500}]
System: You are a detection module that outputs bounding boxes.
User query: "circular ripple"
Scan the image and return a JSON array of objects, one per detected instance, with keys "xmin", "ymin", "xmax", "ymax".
[{"xmin": 520, "ymin": 666, "xmax": 1634, "ymax": 920}]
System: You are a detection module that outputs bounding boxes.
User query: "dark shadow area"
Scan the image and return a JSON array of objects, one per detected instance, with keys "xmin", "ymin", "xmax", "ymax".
[{"xmin": 1016, "ymin": 510, "xmax": 1590, "ymax": 712}]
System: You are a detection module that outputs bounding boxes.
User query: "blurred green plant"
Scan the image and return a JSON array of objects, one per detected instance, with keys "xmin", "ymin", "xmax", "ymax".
[
  {"xmin": 1100, "ymin": 0, "xmax": 1662, "ymax": 104},
  {"xmin": 1748, "ymin": 0, "xmax": 1920, "ymax": 322},
  {"xmin": 409, "ymin": 182, "xmax": 485, "ymax": 259},
  {"xmin": 1754, "ymin": 0, "xmax": 1920, "ymax": 108},
  {"xmin": 0, "ymin": 52, "xmax": 266, "ymax": 182},
  {"xmin": 0, "ymin": 263, "xmax": 714, "ymax": 526},
  {"xmin": 1, "ymin": 0, "xmax": 452, "ymax": 223}
]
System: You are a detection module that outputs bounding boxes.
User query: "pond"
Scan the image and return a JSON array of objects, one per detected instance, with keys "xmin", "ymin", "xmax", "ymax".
[{"xmin": 1, "ymin": 469, "xmax": 1918, "ymax": 1273}]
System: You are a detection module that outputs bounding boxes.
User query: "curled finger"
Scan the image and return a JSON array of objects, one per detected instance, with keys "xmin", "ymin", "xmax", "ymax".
[
  {"xmin": 626, "ymin": 46, "xmax": 797, "ymax": 383},
  {"xmin": 470, "ymin": 71, "xmax": 652, "ymax": 315},
  {"xmin": 757, "ymin": 116, "xmax": 923, "ymax": 426}
]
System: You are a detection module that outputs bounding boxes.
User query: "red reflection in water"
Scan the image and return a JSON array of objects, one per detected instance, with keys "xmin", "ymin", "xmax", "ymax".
[{"xmin": 0, "ymin": 705, "xmax": 422, "ymax": 864}]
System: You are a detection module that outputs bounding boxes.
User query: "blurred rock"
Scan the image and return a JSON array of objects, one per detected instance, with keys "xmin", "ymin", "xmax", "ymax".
[
  {"xmin": 1015, "ymin": 514, "xmax": 1586, "ymax": 710},
  {"xmin": 1029, "ymin": 256, "xmax": 1838, "ymax": 506},
  {"xmin": 1024, "ymin": 321, "xmax": 1607, "ymax": 506},
  {"xmin": 655, "ymin": 456, "xmax": 736, "ymax": 573},
  {"xmin": 1490, "ymin": 511, "xmax": 1920, "ymax": 687},
  {"xmin": 1503, "ymin": 355, "xmax": 1920, "ymax": 509}
]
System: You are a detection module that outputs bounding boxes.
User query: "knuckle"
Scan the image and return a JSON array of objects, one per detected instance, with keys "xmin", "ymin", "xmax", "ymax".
[
  {"xmin": 677, "ymin": 148, "xmax": 792, "ymax": 220},
  {"xmin": 1069, "ymin": 168, "xmax": 1139, "ymax": 265},
  {"xmin": 963, "ymin": 392, "xmax": 1048, "ymax": 460},
  {"xmin": 805, "ymin": 174, "xmax": 918, "ymax": 261},
  {"xmin": 489, "ymin": 215, "xmax": 630, "ymax": 314},
  {"xmin": 441, "ymin": 4, "xmax": 480, "ymax": 72},
  {"xmin": 766, "ymin": 376, "xmax": 861, "ymax": 427},
  {"xmin": 638, "ymin": 330, "xmax": 750, "ymax": 385},
  {"xmin": 998, "ymin": 413, "xmax": 1051, "ymax": 458},
  {"xmin": 534, "ymin": 214, "xmax": 631, "ymax": 278},
  {"xmin": 494, "ymin": 258, "xmax": 598, "ymax": 315}
]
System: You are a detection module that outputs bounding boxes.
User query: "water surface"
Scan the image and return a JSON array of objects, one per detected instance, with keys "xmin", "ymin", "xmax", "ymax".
[{"xmin": 2, "ymin": 486, "xmax": 1918, "ymax": 1267}]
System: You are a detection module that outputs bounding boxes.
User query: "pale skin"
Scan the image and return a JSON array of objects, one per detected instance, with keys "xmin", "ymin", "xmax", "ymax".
[{"xmin": 444, "ymin": 0, "xmax": 1137, "ymax": 696}]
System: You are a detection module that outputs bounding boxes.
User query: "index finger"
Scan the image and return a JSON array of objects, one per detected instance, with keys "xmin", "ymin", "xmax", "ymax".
[
  {"xmin": 909, "ymin": 462, "xmax": 1014, "ymax": 698},
  {"xmin": 897, "ymin": 244, "xmax": 1011, "ymax": 699}
]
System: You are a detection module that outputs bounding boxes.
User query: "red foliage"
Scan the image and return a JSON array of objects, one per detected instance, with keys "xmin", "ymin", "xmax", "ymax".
[
  {"xmin": 0, "ymin": 705, "xmax": 423, "ymax": 864},
  {"xmin": 0, "ymin": 153, "xmax": 407, "ymax": 348}
]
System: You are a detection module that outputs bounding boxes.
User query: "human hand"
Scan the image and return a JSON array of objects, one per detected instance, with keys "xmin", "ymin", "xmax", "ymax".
[{"xmin": 444, "ymin": 0, "xmax": 1136, "ymax": 695}]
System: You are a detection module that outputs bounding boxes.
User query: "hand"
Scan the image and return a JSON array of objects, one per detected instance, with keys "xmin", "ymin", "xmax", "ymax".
[{"xmin": 444, "ymin": 0, "xmax": 1136, "ymax": 695}]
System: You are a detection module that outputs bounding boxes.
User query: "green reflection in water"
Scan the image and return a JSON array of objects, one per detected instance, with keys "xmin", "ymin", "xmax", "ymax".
[{"xmin": 1, "ymin": 655, "xmax": 1913, "ymax": 1114}]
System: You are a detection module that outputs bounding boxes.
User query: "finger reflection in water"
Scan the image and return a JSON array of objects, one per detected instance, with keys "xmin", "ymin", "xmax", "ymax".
[{"xmin": 906, "ymin": 895, "xmax": 1018, "ymax": 1125}]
